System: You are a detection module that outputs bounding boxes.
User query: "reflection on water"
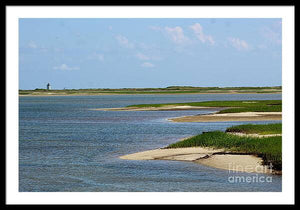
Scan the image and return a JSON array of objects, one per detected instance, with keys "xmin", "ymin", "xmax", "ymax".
[{"xmin": 19, "ymin": 94, "xmax": 282, "ymax": 192}]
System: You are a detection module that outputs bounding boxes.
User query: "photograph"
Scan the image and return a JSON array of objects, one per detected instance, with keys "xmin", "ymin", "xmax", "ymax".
[{"xmin": 5, "ymin": 5, "xmax": 295, "ymax": 205}]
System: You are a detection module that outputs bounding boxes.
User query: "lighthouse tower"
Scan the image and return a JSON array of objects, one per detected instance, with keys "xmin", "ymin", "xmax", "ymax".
[{"xmin": 47, "ymin": 83, "xmax": 51, "ymax": 90}]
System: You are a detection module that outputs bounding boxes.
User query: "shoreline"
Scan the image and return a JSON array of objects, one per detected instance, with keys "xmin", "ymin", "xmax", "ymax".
[
  {"xmin": 92, "ymin": 105, "xmax": 224, "ymax": 112},
  {"xmin": 93, "ymin": 105, "xmax": 282, "ymax": 123},
  {"xmin": 120, "ymin": 147, "xmax": 276, "ymax": 174},
  {"xmin": 19, "ymin": 91, "xmax": 282, "ymax": 97}
]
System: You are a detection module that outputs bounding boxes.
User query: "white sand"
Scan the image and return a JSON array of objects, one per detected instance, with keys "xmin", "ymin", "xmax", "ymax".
[
  {"xmin": 196, "ymin": 154, "xmax": 271, "ymax": 174},
  {"xmin": 120, "ymin": 147, "xmax": 224, "ymax": 161},
  {"xmin": 120, "ymin": 147, "xmax": 273, "ymax": 174}
]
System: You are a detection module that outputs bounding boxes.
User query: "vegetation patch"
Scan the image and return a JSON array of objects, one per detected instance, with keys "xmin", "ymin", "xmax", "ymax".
[
  {"xmin": 166, "ymin": 130, "xmax": 282, "ymax": 170},
  {"xmin": 127, "ymin": 100, "xmax": 282, "ymax": 113},
  {"xmin": 226, "ymin": 123, "xmax": 282, "ymax": 135}
]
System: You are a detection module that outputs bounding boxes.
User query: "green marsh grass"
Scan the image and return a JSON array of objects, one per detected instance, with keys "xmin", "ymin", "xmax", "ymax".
[
  {"xmin": 226, "ymin": 123, "xmax": 282, "ymax": 135},
  {"xmin": 127, "ymin": 100, "xmax": 282, "ymax": 113},
  {"xmin": 166, "ymin": 131, "xmax": 282, "ymax": 170}
]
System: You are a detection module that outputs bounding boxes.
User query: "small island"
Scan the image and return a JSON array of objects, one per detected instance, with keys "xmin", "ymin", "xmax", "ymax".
[
  {"xmin": 121, "ymin": 123, "xmax": 282, "ymax": 174},
  {"xmin": 114, "ymin": 99, "xmax": 282, "ymax": 174},
  {"xmin": 97, "ymin": 99, "xmax": 282, "ymax": 122}
]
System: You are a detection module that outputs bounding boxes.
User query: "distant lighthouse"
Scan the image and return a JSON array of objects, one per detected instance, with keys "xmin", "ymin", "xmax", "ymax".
[{"xmin": 47, "ymin": 83, "xmax": 51, "ymax": 90}]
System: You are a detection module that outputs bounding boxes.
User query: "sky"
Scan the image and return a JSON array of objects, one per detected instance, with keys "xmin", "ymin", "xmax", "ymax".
[{"xmin": 19, "ymin": 18, "xmax": 282, "ymax": 90}]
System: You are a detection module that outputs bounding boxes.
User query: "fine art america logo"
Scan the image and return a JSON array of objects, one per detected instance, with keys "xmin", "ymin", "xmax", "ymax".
[{"xmin": 227, "ymin": 163, "xmax": 274, "ymax": 183}]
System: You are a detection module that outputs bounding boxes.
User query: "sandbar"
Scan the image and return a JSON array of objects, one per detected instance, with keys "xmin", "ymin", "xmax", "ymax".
[
  {"xmin": 169, "ymin": 112, "xmax": 282, "ymax": 122},
  {"xmin": 91, "ymin": 105, "xmax": 222, "ymax": 111},
  {"xmin": 120, "ymin": 147, "xmax": 273, "ymax": 174}
]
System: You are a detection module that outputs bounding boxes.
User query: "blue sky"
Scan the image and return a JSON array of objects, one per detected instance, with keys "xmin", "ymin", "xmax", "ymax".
[{"xmin": 19, "ymin": 18, "xmax": 282, "ymax": 89}]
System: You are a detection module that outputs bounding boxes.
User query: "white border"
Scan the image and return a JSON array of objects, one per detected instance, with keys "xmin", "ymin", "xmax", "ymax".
[{"xmin": 6, "ymin": 6, "xmax": 295, "ymax": 204}]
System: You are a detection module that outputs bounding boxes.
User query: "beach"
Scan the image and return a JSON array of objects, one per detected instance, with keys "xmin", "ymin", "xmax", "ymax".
[
  {"xmin": 120, "ymin": 147, "xmax": 273, "ymax": 174},
  {"xmin": 120, "ymin": 130, "xmax": 282, "ymax": 174}
]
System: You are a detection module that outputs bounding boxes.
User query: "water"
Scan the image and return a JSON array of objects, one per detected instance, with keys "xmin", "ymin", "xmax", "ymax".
[{"xmin": 19, "ymin": 94, "xmax": 282, "ymax": 192}]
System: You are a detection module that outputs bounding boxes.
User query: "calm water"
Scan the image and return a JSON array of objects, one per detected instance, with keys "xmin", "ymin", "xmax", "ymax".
[{"xmin": 19, "ymin": 94, "xmax": 282, "ymax": 192}]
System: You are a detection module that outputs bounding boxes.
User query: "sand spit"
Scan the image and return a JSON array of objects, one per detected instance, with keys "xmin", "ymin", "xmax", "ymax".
[
  {"xmin": 92, "ymin": 106, "xmax": 281, "ymax": 123},
  {"xmin": 169, "ymin": 112, "xmax": 282, "ymax": 122},
  {"xmin": 120, "ymin": 147, "xmax": 223, "ymax": 161},
  {"xmin": 92, "ymin": 105, "xmax": 222, "ymax": 111},
  {"xmin": 120, "ymin": 147, "xmax": 273, "ymax": 174}
]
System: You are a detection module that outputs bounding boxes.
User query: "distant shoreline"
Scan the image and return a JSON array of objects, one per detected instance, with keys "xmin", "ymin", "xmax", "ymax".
[
  {"xmin": 19, "ymin": 86, "xmax": 282, "ymax": 96},
  {"xmin": 19, "ymin": 92, "xmax": 282, "ymax": 97}
]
